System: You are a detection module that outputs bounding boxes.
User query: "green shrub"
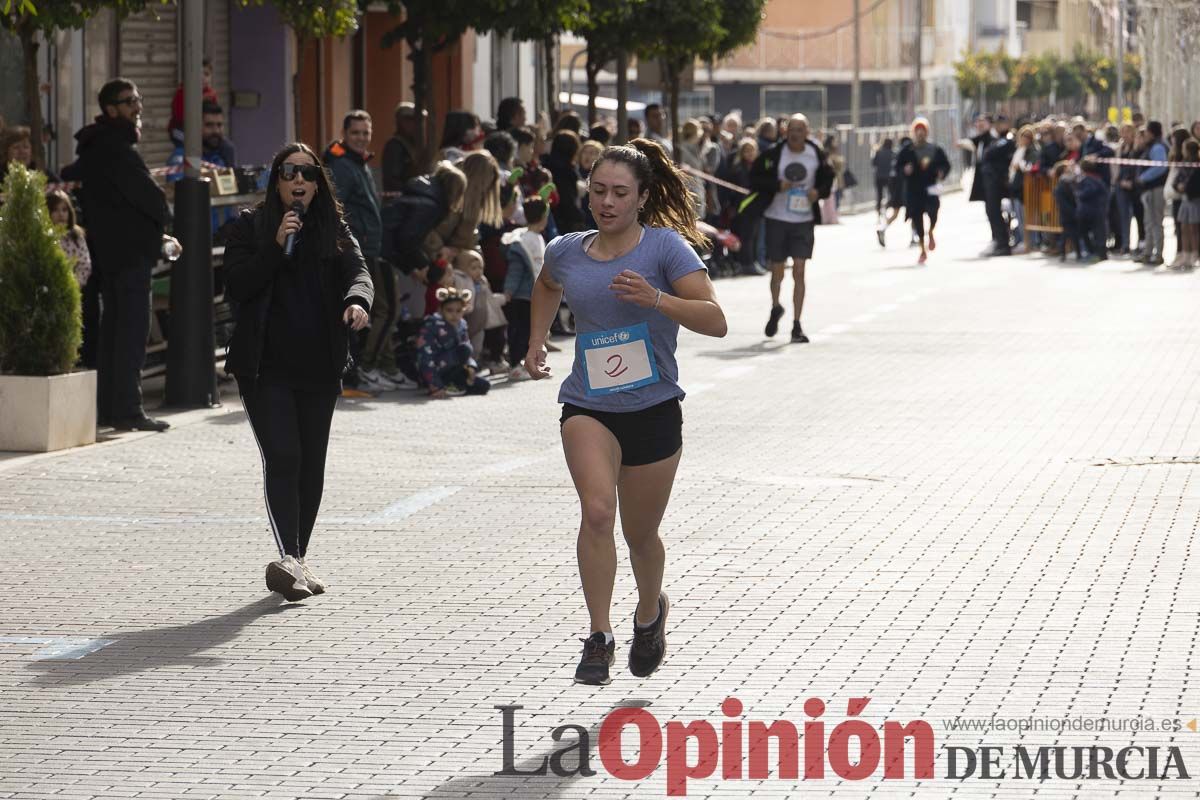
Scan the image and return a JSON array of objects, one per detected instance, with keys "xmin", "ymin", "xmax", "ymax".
[{"xmin": 0, "ymin": 163, "xmax": 82, "ymax": 375}]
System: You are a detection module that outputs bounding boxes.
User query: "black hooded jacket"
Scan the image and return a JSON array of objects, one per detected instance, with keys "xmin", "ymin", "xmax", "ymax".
[
  {"xmin": 67, "ymin": 116, "xmax": 168, "ymax": 265},
  {"xmin": 382, "ymin": 174, "xmax": 452, "ymax": 272},
  {"xmin": 222, "ymin": 207, "xmax": 373, "ymax": 385},
  {"xmin": 739, "ymin": 139, "xmax": 835, "ymax": 224}
]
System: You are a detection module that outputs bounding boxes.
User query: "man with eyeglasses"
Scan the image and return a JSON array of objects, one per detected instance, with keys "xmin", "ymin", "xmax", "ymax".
[{"xmin": 66, "ymin": 77, "xmax": 173, "ymax": 431}]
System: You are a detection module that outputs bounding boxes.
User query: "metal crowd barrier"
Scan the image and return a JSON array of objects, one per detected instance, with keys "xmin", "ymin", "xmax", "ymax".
[
  {"xmin": 834, "ymin": 107, "xmax": 965, "ymax": 215},
  {"xmin": 1023, "ymin": 172, "xmax": 1062, "ymax": 234}
]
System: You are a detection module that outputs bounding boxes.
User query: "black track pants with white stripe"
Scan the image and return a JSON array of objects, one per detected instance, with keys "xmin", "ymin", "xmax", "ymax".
[{"xmin": 238, "ymin": 378, "xmax": 338, "ymax": 558}]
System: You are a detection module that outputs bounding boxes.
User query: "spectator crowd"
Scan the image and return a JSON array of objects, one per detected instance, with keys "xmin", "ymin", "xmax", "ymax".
[{"xmin": 4, "ymin": 73, "xmax": 1200, "ymax": 421}]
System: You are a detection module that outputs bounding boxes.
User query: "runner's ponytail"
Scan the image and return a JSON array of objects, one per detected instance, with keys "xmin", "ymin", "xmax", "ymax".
[{"xmin": 596, "ymin": 138, "xmax": 709, "ymax": 251}]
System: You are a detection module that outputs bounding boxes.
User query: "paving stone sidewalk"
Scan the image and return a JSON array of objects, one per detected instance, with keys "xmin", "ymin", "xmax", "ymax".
[{"xmin": 2, "ymin": 194, "xmax": 1199, "ymax": 799}]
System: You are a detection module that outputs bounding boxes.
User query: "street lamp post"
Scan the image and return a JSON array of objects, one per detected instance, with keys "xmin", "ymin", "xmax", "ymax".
[{"xmin": 1116, "ymin": 0, "xmax": 1126, "ymax": 112}]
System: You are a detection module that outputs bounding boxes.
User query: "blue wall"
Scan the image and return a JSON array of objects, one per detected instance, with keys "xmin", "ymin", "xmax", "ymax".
[{"xmin": 229, "ymin": 3, "xmax": 291, "ymax": 167}]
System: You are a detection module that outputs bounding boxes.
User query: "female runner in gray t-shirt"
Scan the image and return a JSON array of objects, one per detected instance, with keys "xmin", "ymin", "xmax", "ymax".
[{"xmin": 526, "ymin": 139, "xmax": 728, "ymax": 685}]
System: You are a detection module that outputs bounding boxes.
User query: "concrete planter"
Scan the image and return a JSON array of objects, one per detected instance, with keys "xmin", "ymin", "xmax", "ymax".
[{"xmin": 0, "ymin": 371, "xmax": 97, "ymax": 452}]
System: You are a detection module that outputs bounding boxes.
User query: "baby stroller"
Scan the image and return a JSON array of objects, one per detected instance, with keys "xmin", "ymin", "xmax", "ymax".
[{"xmin": 697, "ymin": 220, "xmax": 742, "ymax": 279}]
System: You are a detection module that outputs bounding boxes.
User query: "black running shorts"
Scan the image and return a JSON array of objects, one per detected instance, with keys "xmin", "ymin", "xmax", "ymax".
[
  {"xmin": 764, "ymin": 218, "xmax": 815, "ymax": 263},
  {"xmin": 560, "ymin": 397, "xmax": 682, "ymax": 466}
]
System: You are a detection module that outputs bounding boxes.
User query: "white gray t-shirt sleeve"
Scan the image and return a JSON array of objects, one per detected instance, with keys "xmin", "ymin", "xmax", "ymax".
[{"xmin": 661, "ymin": 230, "xmax": 708, "ymax": 286}]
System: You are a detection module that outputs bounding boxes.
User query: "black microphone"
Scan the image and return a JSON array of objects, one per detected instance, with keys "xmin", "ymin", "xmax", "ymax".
[{"xmin": 283, "ymin": 200, "xmax": 304, "ymax": 258}]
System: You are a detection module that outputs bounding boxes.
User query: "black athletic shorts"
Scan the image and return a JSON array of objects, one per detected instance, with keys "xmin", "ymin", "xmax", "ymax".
[
  {"xmin": 764, "ymin": 218, "xmax": 815, "ymax": 263},
  {"xmin": 560, "ymin": 397, "xmax": 682, "ymax": 466}
]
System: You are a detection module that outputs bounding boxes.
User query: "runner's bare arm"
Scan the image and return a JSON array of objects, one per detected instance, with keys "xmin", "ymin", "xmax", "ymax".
[
  {"xmin": 529, "ymin": 269, "xmax": 564, "ymax": 348},
  {"xmin": 526, "ymin": 268, "xmax": 565, "ymax": 378},
  {"xmin": 661, "ymin": 270, "xmax": 727, "ymax": 338}
]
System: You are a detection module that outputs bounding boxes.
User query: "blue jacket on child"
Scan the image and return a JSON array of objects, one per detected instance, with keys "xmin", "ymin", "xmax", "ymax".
[
  {"xmin": 1074, "ymin": 174, "xmax": 1108, "ymax": 221},
  {"xmin": 416, "ymin": 313, "xmax": 476, "ymax": 389},
  {"xmin": 503, "ymin": 240, "xmax": 536, "ymax": 301}
]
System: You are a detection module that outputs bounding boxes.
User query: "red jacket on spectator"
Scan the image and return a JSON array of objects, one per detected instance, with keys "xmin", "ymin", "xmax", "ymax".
[{"xmin": 168, "ymin": 83, "xmax": 220, "ymax": 138}]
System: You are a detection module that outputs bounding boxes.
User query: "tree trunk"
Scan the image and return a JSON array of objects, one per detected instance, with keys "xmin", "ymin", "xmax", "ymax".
[
  {"xmin": 410, "ymin": 36, "xmax": 434, "ymax": 171},
  {"xmin": 19, "ymin": 23, "xmax": 44, "ymax": 171},
  {"xmin": 667, "ymin": 60, "xmax": 681, "ymax": 165},
  {"xmin": 615, "ymin": 49, "xmax": 629, "ymax": 146},
  {"xmin": 293, "ymin": 33, "xmax": 306, "ymax": 143},
  {"xmin": 543, "ymin": 35, "xmax": 557, "ymax": 120},
  {"xmin": 585, "ymin": 50, "xmax": 601, "ymax": 129}
]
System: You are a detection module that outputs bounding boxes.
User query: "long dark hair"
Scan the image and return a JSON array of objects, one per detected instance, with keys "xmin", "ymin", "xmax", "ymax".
[
  {"xmin": 46, "ymin": 189, "xmax": 85, "ymax": 244},
  {"xmin": 260, "ymin": 143, "xmax": 349, "ymax": 259},
  {"xmin": 440, "ymin": 110, "xmax": 480, "ymax": 149},
  {"xmin": 594, "ymin": 138, "xmax": 708, "ymax": 250},
  {"xmin": 1168, "ymin": 126, "xmax": 1191, "ymax": 162}
]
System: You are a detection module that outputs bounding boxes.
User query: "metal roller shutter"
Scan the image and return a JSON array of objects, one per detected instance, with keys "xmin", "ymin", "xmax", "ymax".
[
  {"xmin": 207, "ymin": 0, "xmax": 231, "ymax": 116},
  {"xmin": 119, "ymin": 3, "xmax": 179, "ymax": 169}
]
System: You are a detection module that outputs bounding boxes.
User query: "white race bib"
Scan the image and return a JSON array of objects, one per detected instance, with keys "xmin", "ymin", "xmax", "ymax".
[
  {"xmin": 787, "ymin": 188, "xmax": 808, "ymax": 213},
  {"xmin": 579, "ymin": 323, "xmax": 660, "ymax": 396}
]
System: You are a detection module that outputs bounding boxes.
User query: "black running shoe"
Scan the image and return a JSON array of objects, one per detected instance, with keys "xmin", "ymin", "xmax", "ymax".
[
  {"xmin": 575, "ymin": 632, "xmax": 615, "ymax": 685},
  {"xmin": 791, "ymin": 321, "xmax": 809, "ymax": 343},
  {"xmin": 764, "ymin": 304, "xmax": 785, "ymax": 337},
  {"xmin": 629, "ymin": 592, "xmax": 669, "ymax": 678}
]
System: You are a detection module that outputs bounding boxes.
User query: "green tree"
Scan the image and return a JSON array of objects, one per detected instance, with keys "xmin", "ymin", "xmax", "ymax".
[
  {"xmin": 1122, "ymin": 53, "xmax": 1143, "ymax": 97},
  {"xmin": 1, "ymin": 0, "xmax": 157, "ymax": 170},
  {"xmin": 570, "ymin": 0, "xmax": 643, "ymax": 127},
  {"xmin": 1009, "ymin": 53, "xmax": 1053, "ymax": 101},
  {"xmin": 491, "ymin": 0, "xmax": 590, "ymax": 121},
  {"xmin": 253, "ymin": 0, "xmax": 359, "ymax": 145},
  {"xmin": 0, "ymin": 163, "xmax": 82, "ymax": 375},
  {"xmin": 1049, "ymin": 53, "xmax": 1084, "ymax": 102},
  {"xmin": 634, "ymin": 0, "xmax": 765, "ymax": 162},
  {"xmin": 1074, "ymin": 46, "xmax": 1115, "ymax": 105},
  {"xmin": 953, "ymin": 50, "xmax": 991, "ymax": 104},
  {"xmin": 382, "ymin": 0, "xmax": 508, "ymax": 167},
  {"xmin": 953, "ymin": 49, "xmax": 1011, "ymax": 108}
]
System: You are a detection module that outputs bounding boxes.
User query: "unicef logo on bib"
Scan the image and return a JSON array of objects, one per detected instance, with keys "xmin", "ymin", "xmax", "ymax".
[{"xmin": 579, "ymin": 322, "xmax": 660, "ymax": 396}]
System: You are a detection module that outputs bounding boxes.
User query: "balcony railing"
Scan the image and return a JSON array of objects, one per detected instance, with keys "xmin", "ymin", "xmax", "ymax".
[{"xmin": 717, "ymin": 27, "xmax": 959, "ymax": 74}]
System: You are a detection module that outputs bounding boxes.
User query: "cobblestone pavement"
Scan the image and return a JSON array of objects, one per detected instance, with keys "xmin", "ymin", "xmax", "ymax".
[{"xmin": 2, "ymin": 194, "xmax": 1200, "ymax": 799}]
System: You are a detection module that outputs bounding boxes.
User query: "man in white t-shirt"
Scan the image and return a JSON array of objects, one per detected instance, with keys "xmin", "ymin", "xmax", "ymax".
[{"xmin": 745, "ymin": 114, "xmax": 833, "ymax": 343}]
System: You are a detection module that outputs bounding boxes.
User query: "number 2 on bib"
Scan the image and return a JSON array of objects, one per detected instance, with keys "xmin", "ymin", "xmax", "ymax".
[{"xmin": 579, "ymin": 322, "xmax": 660, "ymax": 396}]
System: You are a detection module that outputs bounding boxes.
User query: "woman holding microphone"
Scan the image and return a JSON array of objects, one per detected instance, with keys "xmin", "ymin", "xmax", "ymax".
[
  {"xmin": 526, "ymin": 139, "xmax": 728, "ymax": 685},
  {"xmin": 224, "ymin": 143, "xmax": 373, "ymax": 601}
]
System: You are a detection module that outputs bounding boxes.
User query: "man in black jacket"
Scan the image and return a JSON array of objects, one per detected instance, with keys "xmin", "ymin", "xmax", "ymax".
[
  {"xmin": 68, "ymin": 78, "xmax": 171, "ymax": 431},
  {"xmin": 980, "ymin": 115, "xmax": 1016, "ymax": 255},
  {"xmin": 965, "ymin": 114, "xmax": 994, "ymax": 204},
  {"xmin": 740, "ymin": 114, "xmax": 834, "ymax": 343},
  {"xmin": 381, "ymin": 102, "xmax": 424, "ymax": 193},
  {"xmin": 326, "ymin": 110, "xmax": 399, "ymax": 391}
]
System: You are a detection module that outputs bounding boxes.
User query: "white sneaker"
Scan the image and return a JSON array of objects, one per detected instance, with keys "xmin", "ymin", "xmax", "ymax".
[
  {"xmin": 360, "ymin": 368, "xmax": 398, "ymax": 391},
  {"xmin": 509, "ymin": 364, "xmax": 532, "ymax": 381},
  {"xmin": 297, "ymin": 558, "xmax": 326, "ymax": 594},
  {"xmin": 380, "ymin": 368, "xmax": 416, "ymax": 389},
  {"xmin": 265, "ymin": 555, "xmax": 312, "ymax": 602}
]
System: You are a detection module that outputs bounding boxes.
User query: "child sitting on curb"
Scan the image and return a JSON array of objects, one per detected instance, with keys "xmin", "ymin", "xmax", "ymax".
[
  {"xmin": 501, "ymin": 197, "xmax": 549, "ymax": 380},
  {"xmin": 417, "ymin": 287, "xmax": 491, "ymax": 397}
]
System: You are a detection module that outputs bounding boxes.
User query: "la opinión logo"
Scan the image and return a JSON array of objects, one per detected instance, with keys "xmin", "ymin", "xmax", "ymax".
[
  {"xmin": 494, "ymin": 698, "xmax": 1193, "ymax": 796},
  {"xmin": 496, "ymin": 697, "xmax": 934, "ymax": 796}
]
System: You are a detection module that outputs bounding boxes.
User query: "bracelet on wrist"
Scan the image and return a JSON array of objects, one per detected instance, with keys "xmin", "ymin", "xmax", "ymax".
[{"xmin": 654, "ymin": 289, "xmax": 663, "ymax": 310}]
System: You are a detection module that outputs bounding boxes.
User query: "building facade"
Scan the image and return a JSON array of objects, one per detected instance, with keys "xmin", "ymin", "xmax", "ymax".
[{"xmin": 3, "ymin": 1, "xmax": 542, "ymax": 176}]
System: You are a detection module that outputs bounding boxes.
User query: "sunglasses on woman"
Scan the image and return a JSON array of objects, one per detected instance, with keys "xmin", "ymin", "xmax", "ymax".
[{"xmin": 280, "ymin": 163, "xmax": 321, "ymax": 183}]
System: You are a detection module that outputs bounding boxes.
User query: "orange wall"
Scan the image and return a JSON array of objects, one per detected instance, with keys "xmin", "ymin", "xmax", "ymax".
[
  {"xmin": 325, "ymin": 37, "xmax": 354, "ymax": 147},
  {"xmin": 767, "ymin": 0, "xmax": 844, "ymax": 27},
  {"xmin": 299, "ymin": 19, "xmax": 474, "ymax": 159},
  {"xmin": 363, "ymin": 12, "xmax": 411, "ymax": 140},
  {"xmin": 298, "ymin": 36, "xmax": 319, "ymax": 147}
]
